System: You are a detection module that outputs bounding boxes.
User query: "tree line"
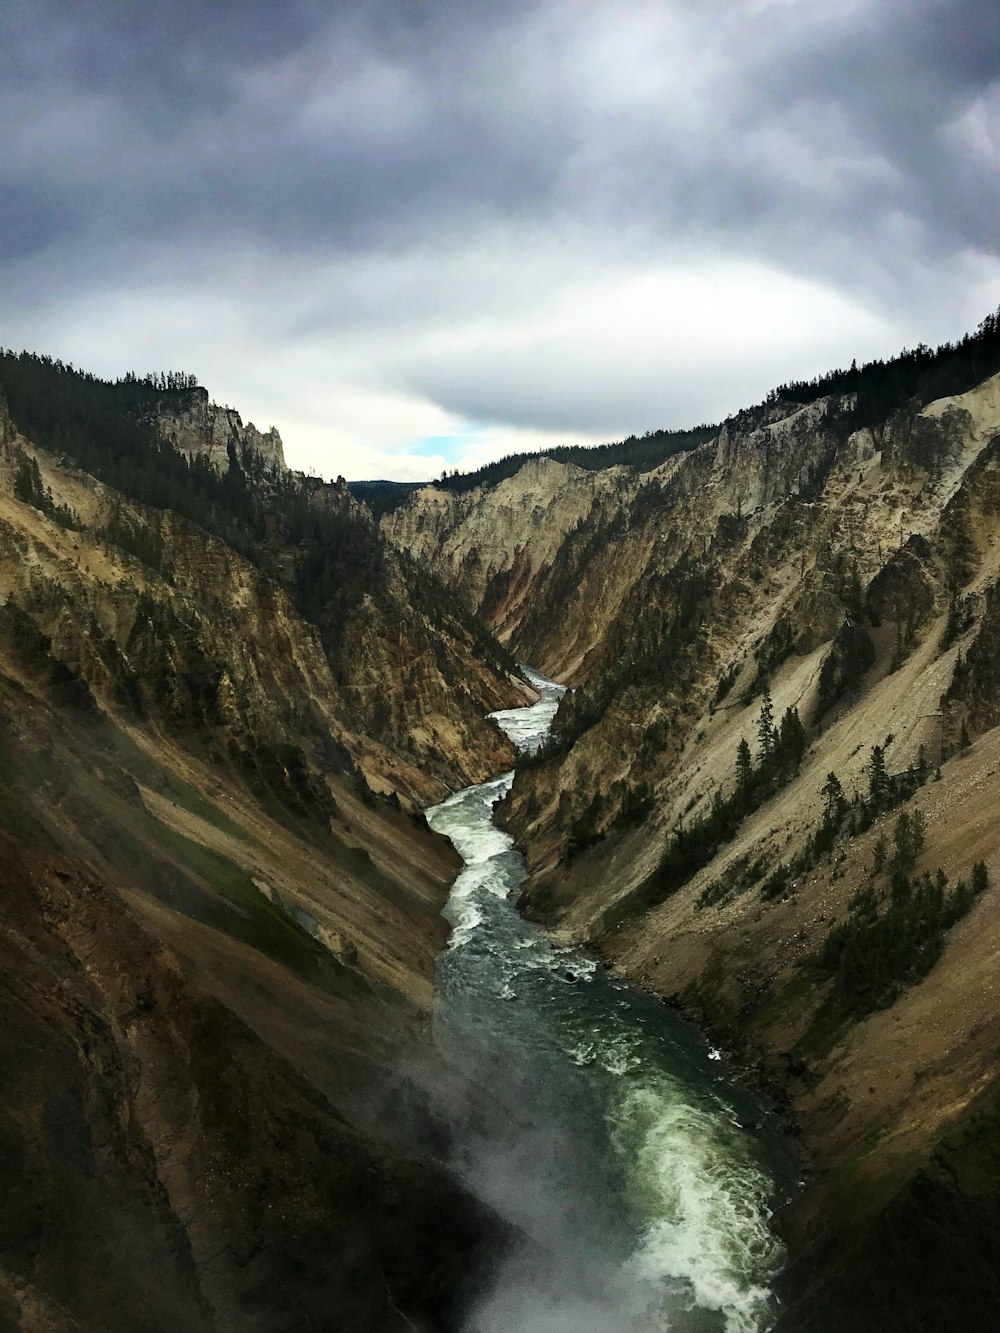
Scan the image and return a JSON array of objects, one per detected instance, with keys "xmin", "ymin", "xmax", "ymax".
[
  {"xmin": 0, "ymin": 350, "xmax": 518, "ymax": 692},
  {"xmin": 612, "ymin": 684, "xmax": 806, "ymax": 921},
  {"xmin": 767, "ymin": 305, "xmax": 1000, "ymax": 429}
]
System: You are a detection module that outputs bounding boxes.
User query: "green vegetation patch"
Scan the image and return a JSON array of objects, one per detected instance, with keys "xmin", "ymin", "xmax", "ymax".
[
  {"xmin": 814, "ymin": 857, "xmax": 988, "ymax": 1019},
  {"xmin": 768, "ymin": 305, "xmax": 1000, "ymax": 426},
  {"xmin": 12, "ymin": 452, "xmax": 78, "ymax": 529},
  {"xmin": 605, "ymin": 685, "xmax": 805, "ymax": 929},
  {"xmin": 136, "ymin": 809, "xmax": 335, "ymax": 979}
]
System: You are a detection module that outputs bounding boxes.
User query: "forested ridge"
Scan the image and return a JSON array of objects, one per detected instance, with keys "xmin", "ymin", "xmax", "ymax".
[
  {"xmin": 768, "ymin": 307, "xmax": 1000, "ymax": 423},
  {"xmin": 429, "ymin": 421, "xmax": 719, "ymax": 493},
  {"xmin": 0, "ymin": 351, "xmax": 518, "ymax": 683},
  {"xmin": 0, "ymin": 351, "xmax": 266, "ymax": 557},
  {"xmin": 351, "ymin": 306, "xmax": 1000, "ymax": 518},
  {"xmin": 347, "ymin": 423, "xmax": 718, "ymax": 516}
]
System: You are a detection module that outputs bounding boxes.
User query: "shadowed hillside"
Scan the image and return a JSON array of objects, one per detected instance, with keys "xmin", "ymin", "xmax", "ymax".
[{"xmin": 0, "ymin": 358, "xmax": 528, "ymax": 1330}]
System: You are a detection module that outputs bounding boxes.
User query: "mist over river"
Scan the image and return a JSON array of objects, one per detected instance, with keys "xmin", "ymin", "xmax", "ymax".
[{"xmin": 425, "ymin": 668, "xmax": 798, "ymax": 1333}]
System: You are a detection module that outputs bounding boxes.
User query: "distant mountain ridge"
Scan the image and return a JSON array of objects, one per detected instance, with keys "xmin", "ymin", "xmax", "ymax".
[
  {"xmin": 348, "ymin": 422, "xmax": 717, "ymax": 516},
  {"xmin": 353, "ymin": 305, "xmax": 1000, "ymax": 510}
]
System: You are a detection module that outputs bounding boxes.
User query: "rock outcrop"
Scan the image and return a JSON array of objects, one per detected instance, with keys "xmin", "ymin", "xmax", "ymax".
[
  {"xmin": 383, "ymin": 457, "xmax": 637, "ymax": 667},
  {"xmin": 156, "ymin": 385, "xmax": 288, "ymax": 474}
]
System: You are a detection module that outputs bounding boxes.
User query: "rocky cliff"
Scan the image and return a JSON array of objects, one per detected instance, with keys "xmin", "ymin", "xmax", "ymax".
[
  {"xmin": 383, "ymin": 457, "xmax": 637, "ymax": 664},
  {"xmin": 0, "ymin": 358, "xmax": 525, "ymax": 1331},
  {"xmin": 155, "ymin": 384, "xmax": 288, "ymax": 475},
  {"xmin": 380, "ymin": 323, "xmax": 1000, "ymax": 1328}
]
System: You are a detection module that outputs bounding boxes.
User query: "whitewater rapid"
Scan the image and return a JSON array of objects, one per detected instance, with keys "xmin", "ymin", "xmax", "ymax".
[{"xmin": 426, "ymin": 667, "xmax": 794, "ymax": 1333}]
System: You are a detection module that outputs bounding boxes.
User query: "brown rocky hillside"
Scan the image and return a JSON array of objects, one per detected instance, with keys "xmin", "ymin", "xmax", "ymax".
[
  {"xmin": 382, "ymin": 355, "xmax": 1000, "ymax": 1329},
  {"xmin": 0, "ymin": 371, "xmax": 525, "ymax": 1331}
]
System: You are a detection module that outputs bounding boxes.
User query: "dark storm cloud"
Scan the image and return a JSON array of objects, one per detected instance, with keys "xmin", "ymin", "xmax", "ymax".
[
  {"xmin": 1, "ymin": 1, "xmax": 998, "ymax": 471},
  {"xmin": 761, "ymin": 1, "xmax": 1000, "ymax": 257},
  {"xmin": 2, "ymin": 1, "xmax": 996, "ymax": 277},
  {"xmin": 0, "ymin": 0, "xmax": 551, "ymax": 258}
]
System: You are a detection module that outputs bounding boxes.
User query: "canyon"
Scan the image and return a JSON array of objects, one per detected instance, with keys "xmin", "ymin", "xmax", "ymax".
[
  {"xmin": 4, "ymin": 318, "xmax": 1000, "ymax": 1329},
  {"xmin": 0, "ymin": 358, "xmax": 526, "ymax": 1331}
]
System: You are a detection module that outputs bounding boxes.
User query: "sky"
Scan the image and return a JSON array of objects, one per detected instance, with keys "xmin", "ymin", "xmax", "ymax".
[{"xmin": 2, "ymin": 0, "xmax": 1000, "ymax": 481}]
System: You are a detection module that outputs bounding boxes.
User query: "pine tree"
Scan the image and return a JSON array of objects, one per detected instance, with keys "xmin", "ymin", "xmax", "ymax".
[
  {"xmin": 951, "ymin": 650, "xmax": 969, "ymax": 698},
  {"xmin": 821, "ymin": 771, "xmax": 844, "ymax": 824},
  {"xmin": 960, "ymin": 718, "xmax": 971, "ymax": 750},
  {"xmin": 868, "ymin": 743, "xmax": 890, "ymax": 809},
  {"xmin": 735, "ymin": 737, "xmax": 753, "ymax": 792},
  {"xmin": 13, "ymin": 456, "xmax": 45, "ymax": 508},
  {"xmin": 891, "ymin": 809, "xmax": 926, "ymax": 876},
  {"xmin": 757, "ymin": 682, "xmax": 776, "ymax": 761},
  {"xmin": 777, "ymin": 706, "xmax": 806, "ymax": 773}
]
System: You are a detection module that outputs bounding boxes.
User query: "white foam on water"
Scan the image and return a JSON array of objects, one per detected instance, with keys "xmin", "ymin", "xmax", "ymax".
[
  {"xmin": 611, "ymin": 1078, "xmax": 784, "ymax": 1333},
  {"xmin": 442, "ymin": 862, "xmax": 495, "ymax": 946},
  {"xmin": 428, "ymin": 667, "xmax": 565, "ymax": 953},
  {"xmin": 600, "ymin": 1039, "xmax": 644, "ymax": 1079},
  {"xmin": 489, "ymin": 666, "xmax": 567, "ymax": 755},
  {"xmin": 429, "ymin": 666, "xmax": 566, "ymax": 947},
  {"xmin": 427, "ymin": 775, "xmax": 519, "ymax": 947},
  {"xmin": 447, "ymin": 901, "xmax": 485, "ymax": 948},
  {"xmin": 567, "ymin": 1041, "xmax": 599, "ymax": 1067},
  {"xmin": 432, "ymin": 665, "xmax": 786, "ymax": 1331}
]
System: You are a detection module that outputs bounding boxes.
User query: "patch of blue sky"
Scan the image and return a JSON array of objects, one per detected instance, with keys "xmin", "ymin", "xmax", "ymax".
[
  {"xmin": 408, "ymin": 434, "xmax": 466, "ymax": 462},
  {"xmin": 406, "ymin": 423, "xmax": 493, "ymax": 466}
]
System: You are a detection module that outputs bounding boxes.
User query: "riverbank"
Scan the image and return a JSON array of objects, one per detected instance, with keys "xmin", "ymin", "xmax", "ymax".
[{"xmin": 510, "ymin": 720, "xmax": 1000, "ymax": 1331}]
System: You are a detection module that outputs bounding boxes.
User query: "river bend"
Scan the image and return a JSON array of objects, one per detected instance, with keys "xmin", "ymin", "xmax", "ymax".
[{"xmin": 425, "ymin": 667, "xmax": 795, "ymax": 1333}]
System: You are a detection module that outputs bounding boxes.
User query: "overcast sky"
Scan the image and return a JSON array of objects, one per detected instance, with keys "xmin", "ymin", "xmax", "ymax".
[{"xmin": 3, "ymin": 1, "xmax": 999, "ymax": 479}]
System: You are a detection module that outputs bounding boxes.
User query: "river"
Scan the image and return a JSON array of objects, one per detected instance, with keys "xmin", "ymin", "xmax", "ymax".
[{"xmin": 425, "ymin": 667, "xmax": 797, "ymax": 1333}]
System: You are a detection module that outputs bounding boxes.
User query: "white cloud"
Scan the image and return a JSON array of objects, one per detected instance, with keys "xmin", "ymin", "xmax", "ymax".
[
  {"xmin": 943, "ymin": 81, "xmax": 1000, "ymax": 169},
  {"xmin": 10, "ymin": 231, "xmax": 999, "ymax": 481}
]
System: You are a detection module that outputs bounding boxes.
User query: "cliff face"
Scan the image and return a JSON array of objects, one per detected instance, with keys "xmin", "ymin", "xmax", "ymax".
[
  {"xmin": 383, "ymin": 363, "xmax": 1000, "ymax": 1325},
  {"xmin": 0, "ymin": 394, "xmax": 524, "ymax": 809},
  {"xmin": 0, "ymin": 371, "xmax": 522, "ymax": 1330},
  {"xmin": 0, "ymin": 834, "xmax": 494, "ymax": 1333},
  {"xmin": 382, "ymin": 457, "xmax": 639, "ymax": 673},
  {"xmin": 155, "ymin": 385, "xmax": 288, "ymax": 474}
]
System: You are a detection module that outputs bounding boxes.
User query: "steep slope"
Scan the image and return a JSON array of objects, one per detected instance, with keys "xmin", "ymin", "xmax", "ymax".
[
  {"xmin": 0, "ymin": 830, "xmax": 495, "ymax": 1333},
  {"xmin": 383, "ymin": 316, "xmax": 1000, "ymax": 1327},
  {"xmin": 0, "ymin": 361, "xmax": 525, "ymax": 1330},
  {"xmin": 383, "ymin": 456, "xmax": 640, "ymax": 662},
  {"xmin": 0, "ymin": 356, "xmax": 528, "ymax": 803}
]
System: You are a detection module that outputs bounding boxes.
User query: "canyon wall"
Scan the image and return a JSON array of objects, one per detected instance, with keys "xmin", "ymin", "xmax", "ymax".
[
  {"xmin": 0, "ymin": 367, "xmax": 522, "ymax": 1331},
  {"xmin": 382, "ymin": 363, "xmax": 1000, "ymax": 1327}
]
